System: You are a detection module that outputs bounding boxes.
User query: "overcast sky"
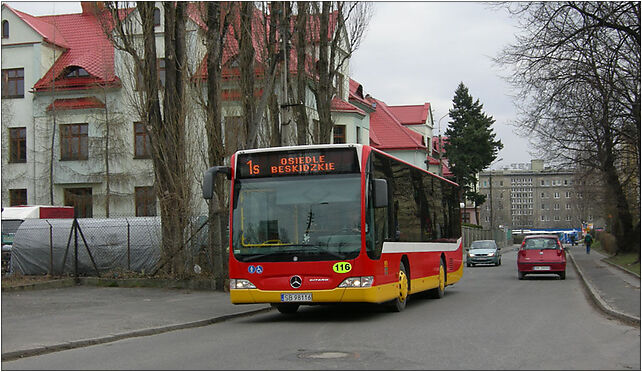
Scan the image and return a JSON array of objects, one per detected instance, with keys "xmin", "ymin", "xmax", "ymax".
[{"xmin": 7, "ymin": 1, "xmax": 535, "ymax": 168}]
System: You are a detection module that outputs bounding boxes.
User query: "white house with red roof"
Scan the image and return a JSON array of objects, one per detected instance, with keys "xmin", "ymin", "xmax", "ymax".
[{"xmin": 1, "ymin": 2, "xmax": 366, "ymax": 217}]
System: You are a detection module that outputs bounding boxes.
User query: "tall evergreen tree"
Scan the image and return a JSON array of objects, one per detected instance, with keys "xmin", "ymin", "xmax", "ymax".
[{"xmin": 445, "ymin": 82, "xmax": 503, "ymax": 223}]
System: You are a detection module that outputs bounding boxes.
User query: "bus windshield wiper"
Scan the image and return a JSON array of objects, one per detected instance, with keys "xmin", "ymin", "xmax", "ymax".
[{"xmin": 292, "ymin": 244, "xmax": 344, "ymax": 260}]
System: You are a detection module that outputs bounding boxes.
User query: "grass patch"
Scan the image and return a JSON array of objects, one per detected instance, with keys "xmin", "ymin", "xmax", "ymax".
[
  {"xmin": 591, "ymin": 244, "xmax": 640, "ymax": 276},
  {"xmin": 604, "ymin": 252, "xmax": 640, "ymax": 276}
]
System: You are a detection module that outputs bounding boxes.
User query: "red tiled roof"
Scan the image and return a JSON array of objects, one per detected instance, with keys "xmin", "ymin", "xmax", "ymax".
[
  {"xmin": 432, "ymin": 136, "xmax": 449, "ymax": 153},
  {"xmin": 367, "ymin": 97, "xmax": 425, "ymax": 151},
  {"xmin": 194, "ymin": 7, "xmax": 337, "ymax": 81},
  {"xmin": 32, "ymin": 9, "xmax": 120, "ymax": 91},
  {"xmin": 387, "ymin": 103, "xmax": 430, "ymax": 125},
  {"xmin": 348, "ymin": 78, "xmax": 372, "ymax": 108},
  {"xmin": 330, "ymin": 98, "xmax": 366, "ymax": 116},
  {"xmin": 4, "ymin": 4, "xmax": 70, "ymax": 49},
  {"xmin": 46, "ymin": 97, "xmax": 105, "ymax": 111}
]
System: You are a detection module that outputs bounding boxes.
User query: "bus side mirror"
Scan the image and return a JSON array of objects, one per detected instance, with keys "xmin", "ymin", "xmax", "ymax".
[
  {"xmin": 373, "ymin": 179, "xmax": 388, "ymax": 208},
  {"xmin": 203, "ymin": 166, "xmax": 231, "ymax": 199}
]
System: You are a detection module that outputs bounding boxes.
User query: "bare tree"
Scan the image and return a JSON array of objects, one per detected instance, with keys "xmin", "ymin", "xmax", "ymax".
[
  {"xmin": 496, "ymin": 2, "xmax": 640, "ymax": 256},
  {"xmin": 204, "ymin": 1, "xmax": 232, "ymax": 289},
  {"xmin": 307, "ymin": 1, "xmax": 372, "ymax": 144},
  {"xmin": 103, "ymin": 1, "xmax": 194, "ymax": 276}
]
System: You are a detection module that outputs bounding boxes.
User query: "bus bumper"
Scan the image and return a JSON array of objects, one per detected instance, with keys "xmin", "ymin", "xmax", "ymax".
[{"xmin": 230, "ymin": 282, "xmax": 399, "ymax": 305}]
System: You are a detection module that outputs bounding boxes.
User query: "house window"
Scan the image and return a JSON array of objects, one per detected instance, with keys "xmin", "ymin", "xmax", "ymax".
[
  {"xmin": 64, "ymin": 187, "xmax": 92, "ymax": 218},
  {"xmin": 9, "ymin": 127, "xmax": 26, "ymax": 163},
  {"xmin": 355, "ymin": 127, "xmax": 360, "ymax": 144},
  {"xmin": 2, "ymin": 20, "xmax": 8, "ymax": 38},
  {"xmin": 333, "ymin": 125, "xmax": 346, "ymax": 144},
  {"xmin": 335, "ymin": 73, "xmax": 344, "ymax": 99},
  {"xmin": 554, "ymin": 192, "xmax": 560, "ymax": 198},
  {"xmin": 64, "ymin": 66, "xmax": 90, "ymax": 78},
  {"xmin": 566, "ymin": 203, "xmax": 571, "ymax": 210},
  {"xmin": 2, "ymin": 68, "xmax": 24, "ymax": 98},
  {"xmin": 153, "ymin": 7, "xmax": 161, "ymax": 26},
  {"xmin": 60, "ymin": 123, "xmax": 88, "ymax": 160},
  {"xmin": 134, "ymin": 122, "xmax": 151, "ymax": 158},
  {"xmin": 135, "ymin": 186, "xmax": 156, "ymax": 216},
  {"xmin": 9, "ymin": 189, "xmax": 27, "ymax": 206}
]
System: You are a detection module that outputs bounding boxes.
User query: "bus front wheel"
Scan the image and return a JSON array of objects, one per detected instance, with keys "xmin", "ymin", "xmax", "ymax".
[{"xmin": 388, "ymin": 261, "xmax": 409, "ymax": 312}]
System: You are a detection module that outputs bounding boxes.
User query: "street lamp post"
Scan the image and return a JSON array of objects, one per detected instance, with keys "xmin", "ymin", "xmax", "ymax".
[
  {"xmin": 437, "ymin": 113, "xmax": 449, "ymax": 177},
  {"xmin": 488, "ymin": 158, "xmax": 503, "ymax": 231}
]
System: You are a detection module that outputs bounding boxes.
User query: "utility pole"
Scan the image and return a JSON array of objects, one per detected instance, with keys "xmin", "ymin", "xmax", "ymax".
[
  {"xmin": 437, "ymin": 113, "xmax": 449, "ymax": 177},
  {"xmin": 488, "ymin": 157, "xmax": 503, "ymax": 231}
]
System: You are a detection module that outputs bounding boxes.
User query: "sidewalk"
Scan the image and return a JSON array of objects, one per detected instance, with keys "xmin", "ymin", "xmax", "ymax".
[
  {"xmin": 1, "ymin": 286, "xmax": 271, "ymax": 361},
  {"xmin": 567, "ymin": 245, "xmax": 640, "ymax": 326}
]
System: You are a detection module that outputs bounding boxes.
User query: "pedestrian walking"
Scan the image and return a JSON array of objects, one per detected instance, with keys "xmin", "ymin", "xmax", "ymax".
[{"xmin": 584, "ymin": 233, "xmax": 593, "ymax": 254}]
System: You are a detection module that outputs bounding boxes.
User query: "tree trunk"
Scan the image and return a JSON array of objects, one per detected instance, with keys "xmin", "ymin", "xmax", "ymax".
[
  {"xmin": 239, "ymin": 2, "xmax": 256, "ymax": 149},
  {"xmin": 295, "ymin": 2, "xmax": 309, "ymax": 145},
  {"xmin": 206, "ymin": 1, "xmax": 229, "ymax": 290}
]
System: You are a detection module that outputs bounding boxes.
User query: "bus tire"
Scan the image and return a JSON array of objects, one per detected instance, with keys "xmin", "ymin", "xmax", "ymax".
[
  {"xmin": 388, "ymin": 261, "xmax": 409, "ymax": 312},
  {"xmin": 273, "ymin": 303, "xmax": 299, "ymax": 314},
  {"xmin": 429, "ymin": 260, "xmax": 446, "ymax": 299}
]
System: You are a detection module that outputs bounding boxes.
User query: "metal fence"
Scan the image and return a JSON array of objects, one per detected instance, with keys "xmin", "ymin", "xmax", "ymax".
[
  {"xmin": 462, "ymin": 225, "xmax": 511, "ymax": 250},
  {"xmin": 7, "ymin": 216, "xmax": 213, "ymax": 278}
]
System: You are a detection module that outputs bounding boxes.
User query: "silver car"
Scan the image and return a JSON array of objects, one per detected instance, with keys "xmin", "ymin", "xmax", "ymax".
[{"xmin": 466, "ymin": 240, "xmax": 501, "ymax": 267}]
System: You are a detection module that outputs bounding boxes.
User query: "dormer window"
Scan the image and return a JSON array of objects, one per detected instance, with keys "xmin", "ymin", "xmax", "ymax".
[
  {"xmin": 64, "ymin": 66, "xmax": 90, "ymax": 78},
  {"xmin": 2, "ymin": 20, "xmax": 9, "ymax": 38},
  {"xmin": 153, "ymin": 8, "xmax": 161, "ymax": 26}
]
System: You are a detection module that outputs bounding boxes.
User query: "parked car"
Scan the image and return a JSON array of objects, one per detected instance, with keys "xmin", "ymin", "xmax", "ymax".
[
  {"xmin": 517, "ymin": 235, "xmax": 566, "ymax": 280},
  {"xmin": 466, "ymin": 240, "xmax": 501, "ymax": 267}
]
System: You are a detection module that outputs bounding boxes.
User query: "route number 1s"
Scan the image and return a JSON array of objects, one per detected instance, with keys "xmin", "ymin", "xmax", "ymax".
[{"xmin": 247, "ymin": 160, "xmax": 260, "ymax": 175}]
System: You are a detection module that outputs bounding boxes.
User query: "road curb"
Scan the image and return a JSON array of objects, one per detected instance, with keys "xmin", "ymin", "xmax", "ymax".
[
  {"xmin": 1, "ymin": 306, "xmax": 273, "ymax": 362},
  {"xmin": 568, "ymin": 252, "xmax": 640, "ymax": 328},
  {"xmin": 1, "ymin": 279, "xmax": 75, "ymax": 292},
  {"xmin": 2, "ymin": 277, "xmax": 220, "ymax": 292}
]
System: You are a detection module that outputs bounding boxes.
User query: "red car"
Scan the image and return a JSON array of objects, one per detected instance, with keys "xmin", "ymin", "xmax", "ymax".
[{"xmin": 517, "ymin": 235, "xmax": 566, "ymax": 280}]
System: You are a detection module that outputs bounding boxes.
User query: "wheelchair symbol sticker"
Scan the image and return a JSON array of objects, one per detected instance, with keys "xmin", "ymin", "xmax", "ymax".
[{"xmin": 256, "ymin": 265, "xmax": 263, "ymax": 274}]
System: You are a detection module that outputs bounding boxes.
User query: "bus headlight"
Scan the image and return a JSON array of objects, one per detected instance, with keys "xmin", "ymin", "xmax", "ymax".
[
  {"xmin": 230, "ymin": 279, "xmax": 256, "ymax": 289},
  {"xmin": 338, "ymin": 276, "xmax": 374, "ymax": 288}
]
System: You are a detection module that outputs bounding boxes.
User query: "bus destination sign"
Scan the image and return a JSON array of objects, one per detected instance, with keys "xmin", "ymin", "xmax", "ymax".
[{"xmin": 237, "ymin": 148, "xmax": 359, "ymax": 178}]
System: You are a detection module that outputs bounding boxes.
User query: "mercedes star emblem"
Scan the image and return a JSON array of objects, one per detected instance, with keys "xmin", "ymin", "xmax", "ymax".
[{"xmin": 290, "ymin": 275, "xmax": 302, "ymax": 289}]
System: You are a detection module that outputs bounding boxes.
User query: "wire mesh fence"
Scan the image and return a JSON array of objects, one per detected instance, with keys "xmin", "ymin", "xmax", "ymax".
[
  {"xmin": 6, "ymin": 215, "xmax": 215, "ymax": 278},
  {"xmin": 461, "ymin": 225, "xmax": 511, "ymax": 250}
]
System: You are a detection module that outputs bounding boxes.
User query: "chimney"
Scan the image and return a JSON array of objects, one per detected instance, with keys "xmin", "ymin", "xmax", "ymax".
[{"xmin": 81, "ymin": 2, "xmax": 104, "ymax": 14}]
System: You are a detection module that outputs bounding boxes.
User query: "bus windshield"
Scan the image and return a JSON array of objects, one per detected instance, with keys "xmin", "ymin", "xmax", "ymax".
[{"xmin": 232, "ymin": 174, "xmax": 361, "ymax": 262}]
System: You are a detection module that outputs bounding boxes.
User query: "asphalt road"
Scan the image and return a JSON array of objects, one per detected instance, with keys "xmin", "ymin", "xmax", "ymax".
[{"xmin": 4, "ymin": 249, "xmax": 640, "ymax": 370}]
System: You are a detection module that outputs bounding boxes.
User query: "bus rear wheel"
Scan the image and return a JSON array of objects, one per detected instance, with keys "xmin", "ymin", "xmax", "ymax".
[
  {"xmin": 388, "ymin": 261, "xmax": 409, "ymax": 312},
  {"xmin": 429, "ymin": 260, "xmax": 446, "ymax": 299},
  {"xmin": 273, "ymin": 303, "xmax": 299, "ymax": 314}
]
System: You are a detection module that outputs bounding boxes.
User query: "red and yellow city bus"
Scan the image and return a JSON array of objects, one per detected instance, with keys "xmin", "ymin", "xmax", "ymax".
[{"xmin": 203, "ymin": 144, "xmax": 463, "ymax": 313}]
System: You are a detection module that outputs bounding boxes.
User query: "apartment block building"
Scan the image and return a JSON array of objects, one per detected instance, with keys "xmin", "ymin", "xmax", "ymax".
[{"xmin": 478, "ymin": 160, "xmax": 604, "ymax": 230}]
